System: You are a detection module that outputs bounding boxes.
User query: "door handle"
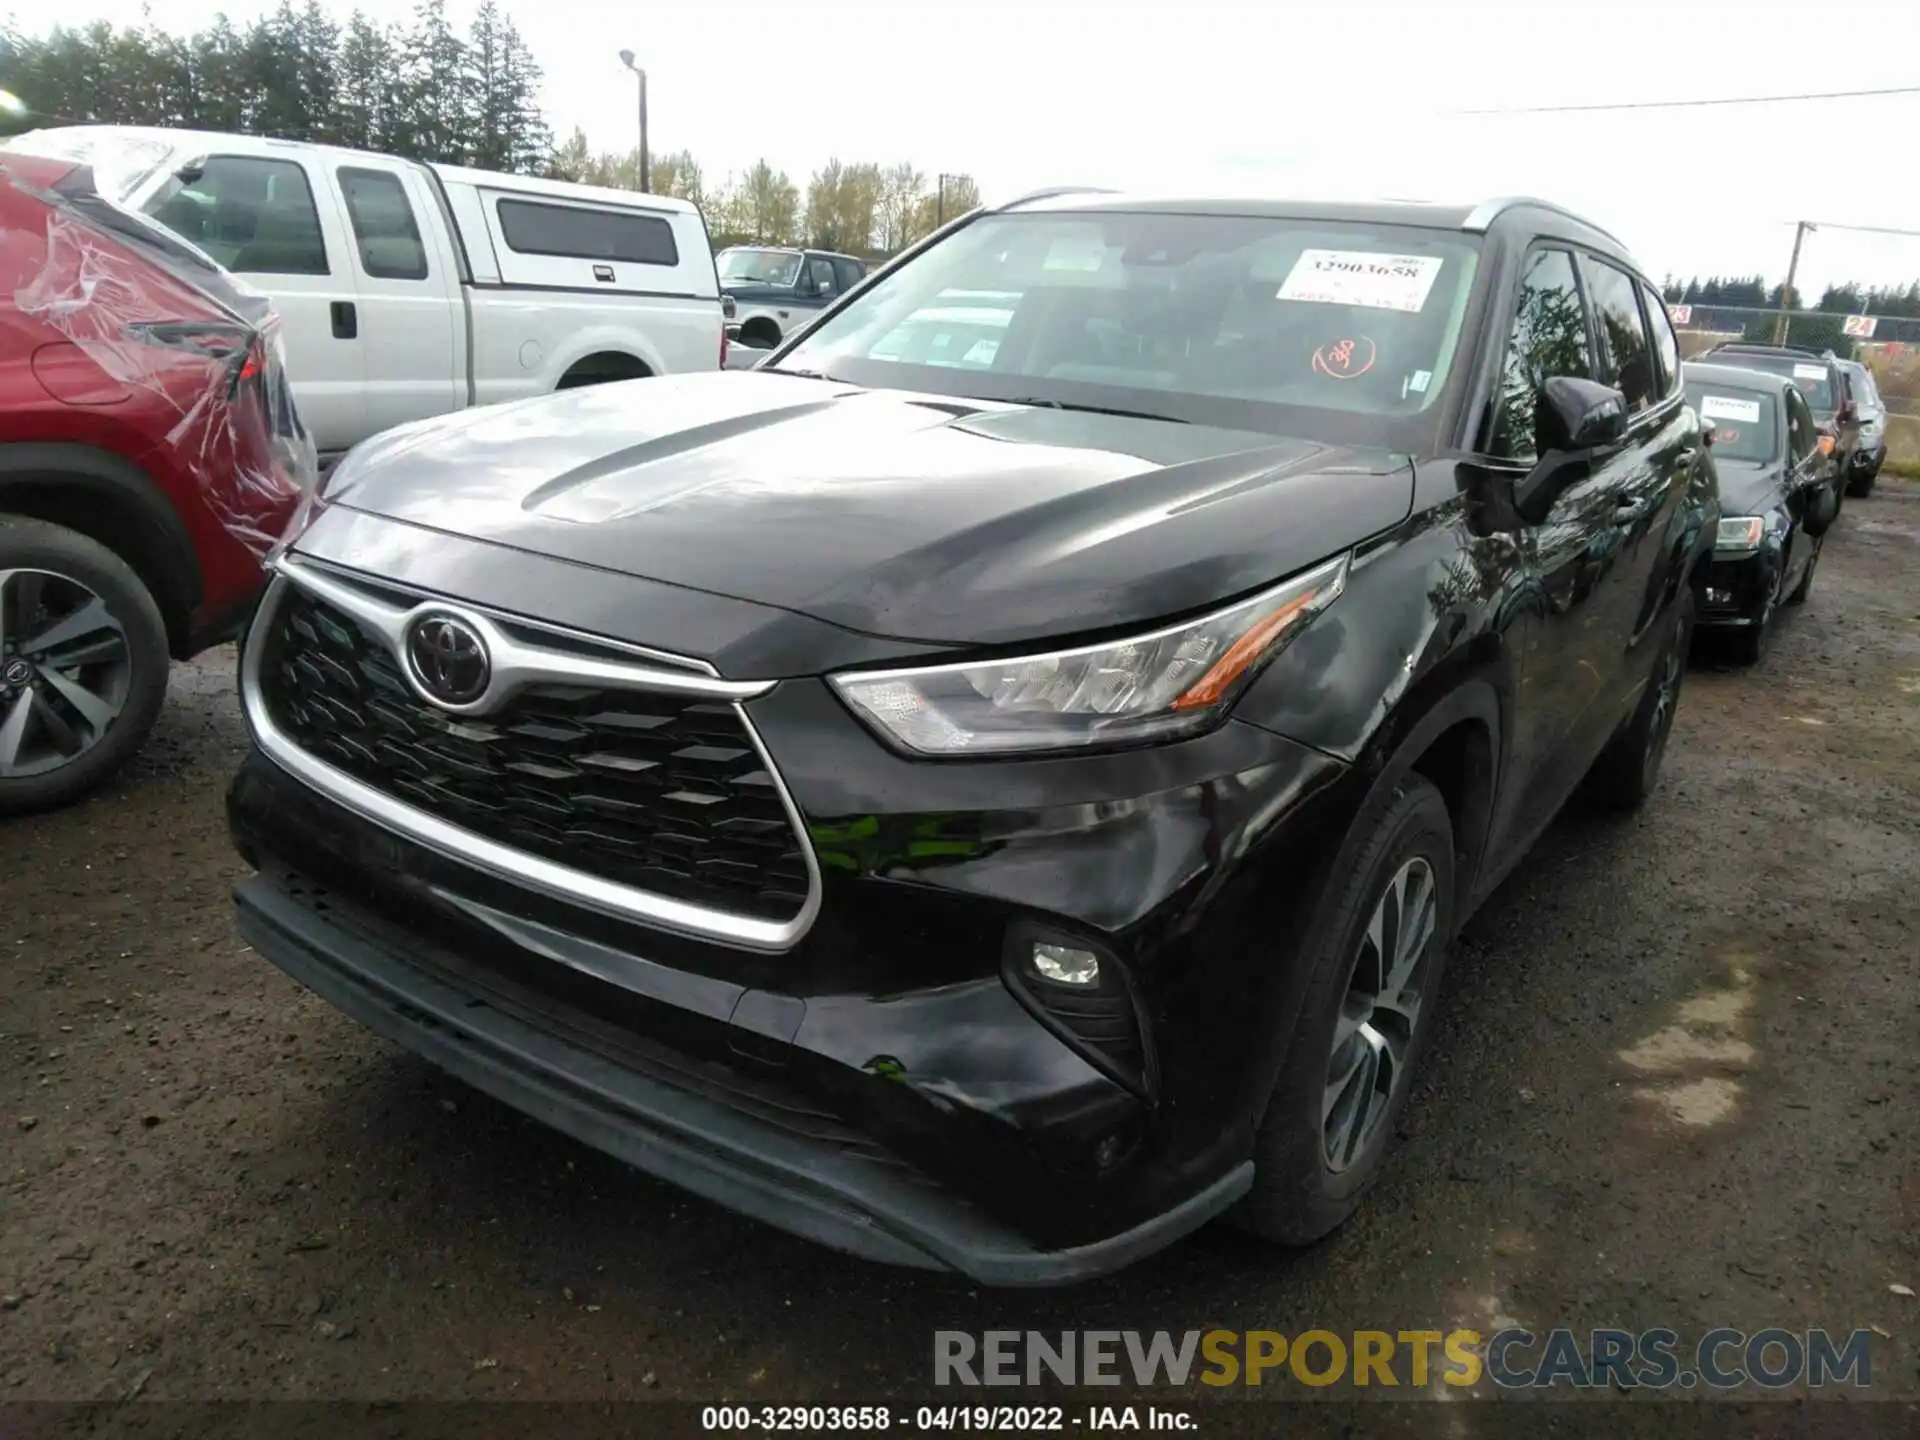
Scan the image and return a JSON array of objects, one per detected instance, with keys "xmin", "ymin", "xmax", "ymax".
[{"xmin": 330, "ymin": 301, "xmax": 358, "ymax": 340}]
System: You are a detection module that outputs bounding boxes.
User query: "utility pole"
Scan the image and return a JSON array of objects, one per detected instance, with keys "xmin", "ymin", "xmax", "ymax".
[
  {"xmin": 1773, "ymin": 221, "xmax": 1813, "ymax": 345},
  {"xmin": 934, "ymin": 172, "xmax": 963, "ymax": 227},
  {"xmin": 618, "ymin": 50, "xmax": 650, "ymax": 193}
]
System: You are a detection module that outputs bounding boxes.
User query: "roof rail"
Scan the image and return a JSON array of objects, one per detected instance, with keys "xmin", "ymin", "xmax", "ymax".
[
  {"xmin": 1707, "ymin": 340, "xmax": 1827, "ymax": 358},
  {"xmin": 997, "ymin": 185, "xmax": 1121, "ymax": 211},
  {"xmin": 1461, "ymin": 195, "xmax": 1625, "ymax": 247}
]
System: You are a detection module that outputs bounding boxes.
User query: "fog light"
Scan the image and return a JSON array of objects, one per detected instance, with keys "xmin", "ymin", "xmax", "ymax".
[
  {"xmin": 1033, "ymin": 942, "xmax": 1100, "ymax": 986},
  {"xmin": 1707, "ymin": 587, "xmax": 1732, "ymax": 605}
]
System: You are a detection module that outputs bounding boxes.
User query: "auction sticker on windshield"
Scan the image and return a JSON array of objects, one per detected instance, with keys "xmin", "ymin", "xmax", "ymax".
[
  {"xmin": 1699, "ymin": 395, "xmax": 1762, "ymax": 425},
  {"xmin": 1793, "ymin": 363, "xmax": 1827, "ymax": 381},
  {"xmin": 1279, "ymin": 250, "xmax": 1444, "ymax": 312}
]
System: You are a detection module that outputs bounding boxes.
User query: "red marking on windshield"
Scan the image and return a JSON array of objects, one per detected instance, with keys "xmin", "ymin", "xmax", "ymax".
[{"xmin": 1313, "ymin": 336, "xmax": 1377, "ymax": 380}]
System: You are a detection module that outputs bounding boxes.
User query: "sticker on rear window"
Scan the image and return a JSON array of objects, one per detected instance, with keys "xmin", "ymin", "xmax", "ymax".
[
  {"xmin": 1699, "ymin": 395, "xmax": 1761, "ymax": 424},
  {"xmin": 1277, "ymin": 250, "xmax": 1443, "ymax": 312},
  {"xmin": 1793, "ymin": 363, "xmax": 1826, "ymax": 380}
]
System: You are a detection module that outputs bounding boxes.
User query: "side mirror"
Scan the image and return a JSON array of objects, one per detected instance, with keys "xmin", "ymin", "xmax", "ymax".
[
  {"xmin": 1512, "ymin": 376, "xmax": 1629, "ymax": 523},
  {"xmin": 1837, "ymin": 400, "xmax": 1858, "ymax": 424},
  {"xmin": 1702, "ymin": 425, "xmax": 1716, "ymax": 447},
  {"xmin": 1802, "ymin": 481, "xmax": 1839, "ymax": 538},
  {"xmin": 1538, "ymin": 375, "xmax": 1629, "ymax": 452}
]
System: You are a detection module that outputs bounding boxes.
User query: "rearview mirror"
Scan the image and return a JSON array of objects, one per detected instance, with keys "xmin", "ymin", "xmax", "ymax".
[{"xmin": 1537, "ymin": 375, "xmax": 1629, "ymax": 453}]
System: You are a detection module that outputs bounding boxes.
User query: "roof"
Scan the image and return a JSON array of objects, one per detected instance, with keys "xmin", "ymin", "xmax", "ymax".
[
  {"xmin": 1680, "ymin": 361, "xmax": 1798, "ymax": 396},
  {"xmin": 1706, "ymin": 341, "xmax": 1833, "ymax": 361},
  {"xmin": 994, "ymin": 189, "xmax": 1629, "ymax": 257},
  {"xmin": 12, "ymin": 124, "xmax": 696, "ymax": 215}
]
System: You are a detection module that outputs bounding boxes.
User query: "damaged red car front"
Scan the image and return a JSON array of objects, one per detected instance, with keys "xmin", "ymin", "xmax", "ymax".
[{"xmin": 1, "ymin": 147, "xmax": 315, "ymax": 813}]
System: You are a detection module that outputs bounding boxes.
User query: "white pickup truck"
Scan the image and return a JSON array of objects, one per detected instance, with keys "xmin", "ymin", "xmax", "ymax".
[{"xmin": 8, "ymin": 126, "xmax": 728, "ymax": 459}]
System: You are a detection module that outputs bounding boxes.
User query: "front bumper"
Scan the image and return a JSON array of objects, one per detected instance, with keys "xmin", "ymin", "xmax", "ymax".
[
  {"xmin": 1852, "ymin": 436, "xmax": 1887, "ymax": 472},
  {"xmin": 233, "ymin": 861, "xmax": 1250, "ymax": 1283},
  {"xmin": 1700, "ymin": 550, "xmax": 1778, "ymax": 628}
]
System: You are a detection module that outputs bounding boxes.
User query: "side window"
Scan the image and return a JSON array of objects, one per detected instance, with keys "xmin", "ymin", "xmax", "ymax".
[
  {"xmin": 1640, "ymin": 281, "xmax": 1680, "ymax": 400},
  {"xmin": 1582, "ymin": 257, "xmax": 1655, "ymax": 413},
  {"xmin": 808, "ymin": 256, "xmax": 839, "ymax": 296},
  {"xmin": 1785, "ymin": 388, "xmax": 1817, "ymax": 464},
  {"xmin": 1487, "ymin": 247, "xmax": 1594, "ymax": 462},
  {"xmin": 143, "ymin": 155, "xmax": 328, "ymax": 275},
  {"xmin": 495, "ymin": 199, "xmax": 679, "ymax": 266},
  {"xmin": 833, "ymin": 257, "xmax": 865, "ymax": 293},
  {"xmin": 337, "ymin": 167, "xmax": 429, "ymax": 281}
]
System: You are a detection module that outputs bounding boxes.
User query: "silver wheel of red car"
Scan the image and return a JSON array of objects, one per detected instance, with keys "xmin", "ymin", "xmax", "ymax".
[
  {"xmin": 0, "ymin": 567, "xmax": 133, "ymax": 778},
  {"xmin": 0, "ymin": 519, "xmax": 169, "ymax": 815}
]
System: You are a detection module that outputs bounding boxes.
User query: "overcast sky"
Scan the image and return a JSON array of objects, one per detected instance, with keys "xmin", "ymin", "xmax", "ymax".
[{"xmin": 26, "ymin": 0, "xmax": 1920, "ymax": 294}]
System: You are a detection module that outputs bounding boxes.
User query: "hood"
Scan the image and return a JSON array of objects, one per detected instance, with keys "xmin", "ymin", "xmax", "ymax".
[
  {"xmin": 321, "ymin": 371, "xmax": 1413, "ymax": 648},
  {"xmin": 1712, "ymin": 458, "xmax": 1789, "ymax": 517}
]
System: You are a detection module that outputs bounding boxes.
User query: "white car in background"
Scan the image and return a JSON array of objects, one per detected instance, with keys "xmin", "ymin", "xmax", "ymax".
[{"xmin": 8, "ymin": 125, "xmax": 728, "ymax": 461}]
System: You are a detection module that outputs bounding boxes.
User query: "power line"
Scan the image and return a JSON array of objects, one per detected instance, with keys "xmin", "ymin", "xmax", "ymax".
[
  {"xmin": 1803, "ymin": 220, "xmax": 1920, "ymax": 240},
  {"xmin": 1455, "ymin": 84, "xmax": 1920, "ymax": 116}
]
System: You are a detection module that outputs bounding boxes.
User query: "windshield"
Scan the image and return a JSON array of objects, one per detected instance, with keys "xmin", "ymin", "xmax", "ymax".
[
  {"xmin": 1686, "ymin": 383, "xmax": 1778, "ymax": 463},
  {"xmin": 777, "ymin": 212, "xmax": 1482, "ymax": 443},
  {"xmin": 718, "ymin": 247, "xmax": 804, "ymax": 286},
  {"xmin": 1717, "ymin": 352, "xmax": 1835, "ymax": 413}
]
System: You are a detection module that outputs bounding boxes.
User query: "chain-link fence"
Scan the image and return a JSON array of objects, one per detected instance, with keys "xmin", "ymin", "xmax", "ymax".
[{"xmin": 1669, "ymin": 301, "xmax": 1920, "ymax": 351}]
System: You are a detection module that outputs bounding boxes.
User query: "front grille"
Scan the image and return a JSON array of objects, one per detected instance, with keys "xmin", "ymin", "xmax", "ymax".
[{"xmin": 256, "ymin": 585, "xmax": 811, "ymax": 923}]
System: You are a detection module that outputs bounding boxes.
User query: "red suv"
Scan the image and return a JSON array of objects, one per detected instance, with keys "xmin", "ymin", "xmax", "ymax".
[{"xmin": 1, "ymin": 147, "xmax": 311, "ymax": 813}]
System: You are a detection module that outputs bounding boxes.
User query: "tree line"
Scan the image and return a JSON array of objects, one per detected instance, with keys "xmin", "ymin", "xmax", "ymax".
[
  {"xmin": 0, "ymin": 7, "xmax": 982, "ymax": 257},
  {"xmin": 549, "ymin": 137, "xmax": 981, "ymax": 257},
  {"xmin": 1663, "ymin": 273, "xmax": 1920, "ymax": 318},
  {"xmin": 1, "ymin": 3, "xmax": 552, "ymax": 175}
]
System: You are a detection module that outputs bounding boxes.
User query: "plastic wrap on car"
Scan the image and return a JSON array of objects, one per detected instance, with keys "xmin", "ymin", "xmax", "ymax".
[{"xmin": 4, "ymin": 159, "xmax": 318, "ymax": 559}]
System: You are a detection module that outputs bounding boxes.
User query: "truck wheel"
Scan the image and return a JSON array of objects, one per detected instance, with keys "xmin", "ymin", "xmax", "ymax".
[
  {"xmin": 0, "ymin": 517, "xmax": 169, "ymax": 815},
  {"xmin": 1233, "ymin": 775, "xmax": 1455, "ymax": 1244}
]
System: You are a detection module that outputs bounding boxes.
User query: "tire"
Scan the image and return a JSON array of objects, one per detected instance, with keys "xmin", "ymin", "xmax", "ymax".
[
  {"xmin": 1582, "ymin": 585, "xmax": 1695, "ymax": 812},
  {"xmin": 1786, "ymin": 535, "xmax": 1820, "ymax": 605},
  {"xmin": 1727, "ymin": 567, "xmax": 1780, "ymax": 666},
  {"xmin": 0, "ymin": 517, "xmax": 170, "ymax": 815},
  {"xmin": 1234, "ymin": 774, "xmax": 1455, "ymax": 1245},
  {"xmin": 1846, "ymin": 465, "xmax": 1876, "ymax": 498}
]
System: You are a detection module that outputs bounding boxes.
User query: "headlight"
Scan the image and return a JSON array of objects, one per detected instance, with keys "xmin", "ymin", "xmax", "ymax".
[
  {"xmin": 1715, "ymin": 516, "xmax": 1766, "ymax": 552},
  {"xmin": 830, "ymin": 553, "xmax": 1349, "ymax": 756}
]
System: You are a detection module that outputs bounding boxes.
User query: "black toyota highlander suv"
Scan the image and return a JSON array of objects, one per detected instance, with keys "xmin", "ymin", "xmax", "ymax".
[{"xmin": 229, "ymin": 190, "xmax": 1718, "ymax": 1283}]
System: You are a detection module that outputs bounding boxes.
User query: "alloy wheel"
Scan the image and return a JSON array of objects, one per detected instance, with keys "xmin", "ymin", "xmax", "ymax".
[
  {"xmin": 1322, "ymin": 855, "xmax": 1439, "ymax": 1173},
  {"xmin": 1641, "ymin": 625, "xmax": 1685, "ymax": 783},
  {"xmin": 0, "ymin": 568, "xmax": 132, "ymax": 780}
]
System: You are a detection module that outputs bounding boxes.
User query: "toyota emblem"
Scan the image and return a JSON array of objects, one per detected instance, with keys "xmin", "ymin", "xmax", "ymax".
[{"xmin": 405, "ymin": 613, "xmax": 491, "ymax": 707}]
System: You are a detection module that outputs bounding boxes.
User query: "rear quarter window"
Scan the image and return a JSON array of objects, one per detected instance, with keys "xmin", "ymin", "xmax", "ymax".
[{"xmin": 496, "ymin": 199, "xmax": 679, "ymax": 266}]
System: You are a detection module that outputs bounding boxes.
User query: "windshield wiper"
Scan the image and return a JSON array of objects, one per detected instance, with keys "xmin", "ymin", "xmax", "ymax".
[
  {"xmin": 1005, "ymin": 397, "xmax": 1189, "ymax": 424},
  {"xmin": 759, "ymin": 364, "xmax": 834, "ymax": 380}
]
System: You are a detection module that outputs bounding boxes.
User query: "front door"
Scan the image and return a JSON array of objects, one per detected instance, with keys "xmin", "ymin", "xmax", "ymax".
[
  {"xmin": 138, "ymin": 152, "xmax": 367, "ymax": 455},
  {"xmin": 1478, "ymin": 245, "xmax": 1653, "ymax": 865}
]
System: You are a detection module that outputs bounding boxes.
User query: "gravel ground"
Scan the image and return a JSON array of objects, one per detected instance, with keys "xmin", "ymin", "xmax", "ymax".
[{"xmin": 3, "ymin": 481, "xmax": 1918, "ymax": 1418}]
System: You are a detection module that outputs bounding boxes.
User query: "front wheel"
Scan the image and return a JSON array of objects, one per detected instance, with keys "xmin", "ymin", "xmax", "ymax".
[
  {"xmin": 1234, "ymin": 775, "xmax": 1455, "ymax": 1245},
  {"xmin": 1846, "ymin": 464, "xmax": 1877, "ymax": 498},
  {"xmin": 0, "ymin": 518, "xmax": 170, "ymax": 815},
  {"xmin": 1727, "ymin": 566, "xmax": 1781, "ymax": 666},
  {"xmin": 1583, "ymin": 585, "xmax": 1695, "ymax": 812}
]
